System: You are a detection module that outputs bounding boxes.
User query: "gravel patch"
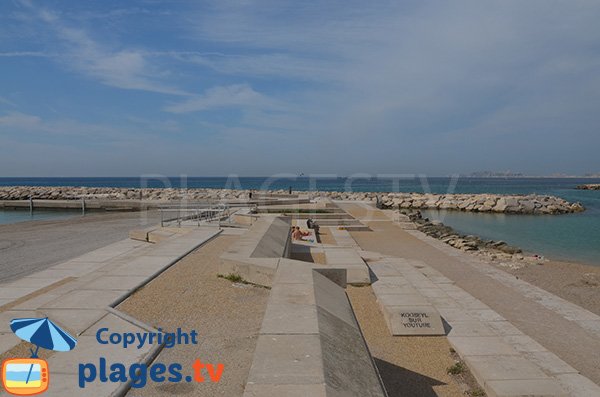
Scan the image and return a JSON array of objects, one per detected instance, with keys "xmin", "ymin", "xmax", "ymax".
[
  {"xmin": 347, "ymin": 285, "xmax": 480, "ymax": 397},
  {"xmin": 118, "ymin": 234, "xmax": 269, "ymax": 397}
]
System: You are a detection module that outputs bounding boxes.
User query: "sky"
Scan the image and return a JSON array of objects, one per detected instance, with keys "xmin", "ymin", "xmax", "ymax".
[{"xmin": 1, "ymin": 0, "xmax": 600, "ymax": 177}]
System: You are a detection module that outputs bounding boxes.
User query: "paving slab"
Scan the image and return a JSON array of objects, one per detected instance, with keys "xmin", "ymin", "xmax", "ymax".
[
  {"xmin": 523, "ymin": 351, "xmax": 579, "ymax": 375},
  {"xmin": 243, "ymin": 384, "xmax": 327, "ymax": 397},
  {"xmin": 485, "ymin": 379, "xmax": 568, "ymax": 397},
  {"xmin": 447, "ymin": 321, "xmax": 497, "ymax": 337},
  {"xmin": 260, "ymin": 303, "xmax": 319, "ymax": 335},
  {"xmin": 485, "ymin": 320, "xmax": 524, "ymax": 336},
  {"xmin": 464, "ymin": 355, "xmax": 549, "ymax": 382},
  {"xmin": 39, "ymin": 308, "xmax": 108, "ymax": 335},
  {"xmin": 41, "ymin": 289, "xmax": 125, "ymax": 310},
  {"xmin": 556, "ymin": 373, "xmax": 600, "ymax": 396},
  {"xmin": 501, "ymin": 335, "xmax": 548, "ymax": 353},
  {"xmin": 9, "ymin": 293, "xmax": 62, "ymax": 311},
  {"xmin": 1, "ymin": 277, "xmax": 65, "ymax": 289},
  {"xmin": 448, "ymin": 336, "xmax": 520, "ymax": 356},
  {"xmin": 0, "ymin": 310, "xmax": 40, "ymax": 333},
  {"xmin": 41, "ymin": 373, "xmax": 120, "ymax": 397},
  {"xmin": 82, "ymin": 275, "xmax": 148, "ymax": 291},
  {"xmin": 376, "ymin": 293, "xmax": 430, "ymax": 307},
  {"xmin": 0, "ymin": 287, "xmax": 39, "ymax": 300},
  {"xmin": 0, "ymin": 332, "xmax": 21, "ymax": 352},
  {"xmin": 246, "ymin": 334, "xmax": 324, "ymax": 385}
]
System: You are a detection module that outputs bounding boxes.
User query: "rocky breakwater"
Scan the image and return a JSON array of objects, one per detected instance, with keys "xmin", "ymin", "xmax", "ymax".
[
  {"xmin": 576, "ymin": 184, "xmax": 600, "ymax": 190},
  {"xmin": 0, "ymin": 186, "xmax": 585, "ymax": 214},
  {"xmin": 0, "ymin": 186, "xmax": 290, "ymax": 201},
  {"xmin": 337, "ymin": 192, "xmax": 584, "ymax": 214}
]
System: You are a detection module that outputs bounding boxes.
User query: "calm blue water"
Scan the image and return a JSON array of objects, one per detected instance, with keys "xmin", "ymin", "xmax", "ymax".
[
  {"xmin": 0, "ymin": 209, "xmax": 80, "ymax": 225},
  {"xmin": 1, "ymin": 177, "xmax": 599, "ymax": 265}
]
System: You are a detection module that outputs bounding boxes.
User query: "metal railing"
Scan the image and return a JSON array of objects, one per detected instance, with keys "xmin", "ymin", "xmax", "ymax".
[{"xmin": 159, "ymin": 202, "xmax": 232, "ymax": 227}]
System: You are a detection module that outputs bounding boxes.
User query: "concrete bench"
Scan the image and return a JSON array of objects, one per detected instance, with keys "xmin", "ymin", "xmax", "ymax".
[
  {"xmin": 219, "ymin": 215, "xmax": 292, "ymax": 287},
  {"xmin": 322, "ymin": 247, "xmax": 371, "ymax": 285},
  {"xmin": 243, "ymin": 261, "xmax": 386, "ymax": 397}
]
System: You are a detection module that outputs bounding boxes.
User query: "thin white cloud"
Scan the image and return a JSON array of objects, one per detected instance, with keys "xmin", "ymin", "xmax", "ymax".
[
  {"xmin": 15, "ymin": 2, "xmax": 190, "ymax": 96},
  {"xmin": 0, "ymin": 96, "xmax": 17, "ymax": 107},
  {"xmin": 0, "ymin": 112, "xmax": 41, "ymax": 128},
  {"xmin": 164, "ymin": 84, "xmax": 269, "ymax": 113},
  {"xmin": 0, "ymin": 51, "xmax": 50, "ymax": 57}
]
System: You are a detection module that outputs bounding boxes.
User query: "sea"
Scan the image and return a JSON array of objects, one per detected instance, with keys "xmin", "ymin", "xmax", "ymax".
[{"xmin": 1, "ymin": 176, "xmax": 599, "ymax": 266}]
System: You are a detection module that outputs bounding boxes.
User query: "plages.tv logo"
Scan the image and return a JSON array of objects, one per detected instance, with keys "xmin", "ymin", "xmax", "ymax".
[{"xmin": 1, "ymin": 317, "xmax": 77, "ymax": 396}]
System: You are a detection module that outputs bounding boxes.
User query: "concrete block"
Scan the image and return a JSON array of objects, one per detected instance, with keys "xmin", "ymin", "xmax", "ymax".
[
  {"xmin": 438, "ymin": 308, "xmax": 476, "ymax": 323},
  {"xmin": 313, "ymin": 268, "xmax": 347, "ymax": 288},
  {"xmin": 372, "ymin": 283, "xmax": 417, "ymax": 296},
  {"xmin": 9, "ymin": 293, "xmax": 62, "ymax": 311},
  {"xmin": 467, "ymin": 309, "xmax": 505, "ymax": 322},
  {"xmin": 41, "ymin": 289, "xmax": 125, "ymax": 309},
  {"xmin": 317, "ymin": 308, "xmax": 386, "ymax": 397},
  {"xmin": 251, "ymin": 216, "xmax": 291, "ymax": 258},
  {"xmin": 2, "ymin": 277, "xmax": 64, "ymax": 289},
  {"xmin": 243, "ymin": 384, "xmax": 327, "ymax": 397},
  {"xmin": 246, "ymin": 335, "xmax": 324, "ymax": 385},
  {"xmin": 377, "ymin": 293, "xmax": 430, "ymax": 307},
  {"xmin": 448, "ymin": 336, "xmax": 519, "ymax": 356},
  {"xmin": 0, "ymin": 287, "xmax": 38, "ymax": 300},
  {"xmin": 418, "ymin": 288, "xmax": 449, "ymax": 298},
  {"xmin": 380, "ymin": 305, "xmax": 445, "ymax": 336},
  {"xmin": 427, "ymin": 296, "xmax": 461, "ymax": 308},
  {"xmin": 447, "ymin": 321, "xmax": 497, "ymax": 337},
  {"xmin": 464, "ymin": 355, "xmax": 548, "ymax": 384},
  {"xmin": 523, "ymin": 351, "xmax": 578, "ymax": 375},
  {"xmin": 273, "ymin": 259, "xmax": 311, "ymax": 284},
  {"xmin": 485, "ymin": 379, "xmax": 567, "ymax": 397},
  {"xmin": 369, "ymin": 263, "xmax": 401, "ymax": 277},
  {"xmin": 485, "ymin": 321, "xmax": 523, "ymax": 336},
  {"xmin": 261, "ymin": 304, "xmax": 319, "ymax": 335},
  {"xmin": 313, "ymin": 272, "xmax": 357, "ymax": 328},
  {"xmin": 343, "ymin": 265, "xmax": 371, "ymax": 285},
  {"xmin": 501, "ymin": 335, "xmax": 547, "ymax": 353},
  {"xmin": 147, "ymin": 229, "xmax": 176, "ymax": 243},
  {"xmin": 82, "ymin": 275, "xmax": 147, "ymax": 291},
  {"xmin": 556, "ymin": 373, "xmax": 600, "ymax": 396}
]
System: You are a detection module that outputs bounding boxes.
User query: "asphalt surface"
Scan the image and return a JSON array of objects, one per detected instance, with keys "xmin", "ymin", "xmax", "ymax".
[{"xmin": 0, "ymin": 211, "xmax": 160, "ymax": 283}]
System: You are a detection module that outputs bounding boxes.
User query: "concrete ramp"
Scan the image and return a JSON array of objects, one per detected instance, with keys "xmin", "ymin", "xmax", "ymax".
[
  {"xmin": 220, "ymin": 215, "xmax": 291, "ymax": 286},
  {"xmin": 243, "ymin": 261, "xmax": 386, "ymax": 397}
]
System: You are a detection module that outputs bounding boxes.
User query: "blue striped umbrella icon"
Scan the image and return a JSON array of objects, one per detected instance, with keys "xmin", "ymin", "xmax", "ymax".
[{"xmin": 9, "ymin": 317, "xmax": 78, "ymax": 384}]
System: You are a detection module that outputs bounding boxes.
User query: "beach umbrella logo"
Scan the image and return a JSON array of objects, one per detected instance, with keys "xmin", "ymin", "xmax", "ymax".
[{"xmin": 1, "ymin": 317, "xmax": 77, "ymax": 395}]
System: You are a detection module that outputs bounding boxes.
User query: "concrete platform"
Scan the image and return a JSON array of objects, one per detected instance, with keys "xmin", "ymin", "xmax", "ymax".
[
  {"xmin": 359, "ymin": 250, "xmax": 598, "ymax": 396},
  {"xmin": 243, "ymin": 261, "xmax": 386, "ymax": 397}
]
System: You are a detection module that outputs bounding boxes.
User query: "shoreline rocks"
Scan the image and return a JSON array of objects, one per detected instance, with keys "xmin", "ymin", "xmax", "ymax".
[
  {"xmin": 403, "ymin": 209, "xmax": 545, "ymax": 268},
  {"xmin": 576, "ymin": 184, "xmax": 600, "ymax": 190},
  {"xmin": 0, "ymin": 186, "xmax": 585, "ymax": 215}
]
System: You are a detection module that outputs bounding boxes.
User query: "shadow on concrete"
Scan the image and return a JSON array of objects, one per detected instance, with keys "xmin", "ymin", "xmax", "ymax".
[
  {"xmin": 368, "ymin": 267, "xmax": 379, "ymax": 284},
  {"xmin": 374, "ymin": 358, "xmax": 446, "ymax": 397},
  {"xmin": 441, "ymin": 317, "xmax": 452, "ymax": 335}
]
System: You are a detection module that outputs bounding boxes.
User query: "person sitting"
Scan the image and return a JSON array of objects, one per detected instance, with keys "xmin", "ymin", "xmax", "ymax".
[
  {"xmin": 306, "ymin": 218, "xmax": 320, "ymax": 234},
  {"xmin": 292, "ymin": 226, "xmax": 310, "ymax": 240}
]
